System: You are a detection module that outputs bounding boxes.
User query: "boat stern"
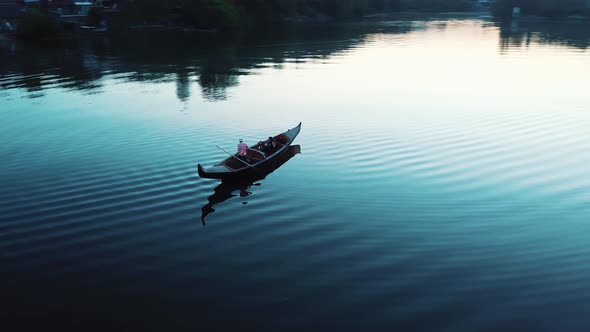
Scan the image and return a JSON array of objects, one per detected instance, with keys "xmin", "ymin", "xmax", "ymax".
[
  {"xmin": 198, "ymin": 164, "xmax": 234, "ymax": 179},
  {"xmin": 197, "ymin": 164, "xmax": 209, "ymax": 178}
]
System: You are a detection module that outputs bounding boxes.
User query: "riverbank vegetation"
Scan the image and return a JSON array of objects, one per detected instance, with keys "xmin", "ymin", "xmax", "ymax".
[
  {"xmin": 399, "ymin": 0, "xmax": 473, "ymax": 12},
  {"xmin": 16, "ymin": 8, "xmax": 62, "ymax": 41},
  {"xmin": 492, "ymin": 0, "xmax": 590, "ymax": 18},
  {"xmin": 112, "ymin": 0, "xmax": 479, "ymax": 31},
  {"xmin": 13, "ymin": 0, "xmax": 484, "ymax": 41},
  {"xmin": 15, "ymin": 0, "xmax": 590, "ymax": 43}
]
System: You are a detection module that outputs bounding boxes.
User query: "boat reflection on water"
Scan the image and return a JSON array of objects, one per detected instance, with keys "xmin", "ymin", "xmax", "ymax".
[{"xmin": 200, "ymin": 145, "xmax": 301, "ymax": 225}]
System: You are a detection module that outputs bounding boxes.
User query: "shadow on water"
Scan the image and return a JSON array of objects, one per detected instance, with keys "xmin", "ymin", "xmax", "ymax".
[{"xmin": 200, "ymin": 145, "xmax": 301, "ymax": 225}]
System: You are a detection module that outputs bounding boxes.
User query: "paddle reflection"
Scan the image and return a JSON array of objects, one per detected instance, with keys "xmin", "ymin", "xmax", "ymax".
[{"xmin": 200, "ymin": 145, "xmax": 301, "ymax": 225}]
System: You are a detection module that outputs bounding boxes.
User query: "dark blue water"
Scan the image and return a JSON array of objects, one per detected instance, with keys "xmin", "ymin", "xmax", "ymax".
[{"xmin": 1, "ymin": 14, "xmax": 590, "ymax": 331}]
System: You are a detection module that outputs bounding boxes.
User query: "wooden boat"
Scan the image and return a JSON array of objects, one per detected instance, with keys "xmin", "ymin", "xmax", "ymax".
[{"xmin": 198, "ymin": 122, "xmax": 302, "ymax": 179}]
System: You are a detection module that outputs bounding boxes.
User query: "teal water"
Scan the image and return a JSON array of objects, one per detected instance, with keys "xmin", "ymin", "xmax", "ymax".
[{"xmin": 1, "ymin": 14, "xmax": 590, "ymax": 331}]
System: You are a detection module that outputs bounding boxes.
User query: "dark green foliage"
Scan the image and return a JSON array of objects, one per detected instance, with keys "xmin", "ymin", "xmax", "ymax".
[
  {"xmin": 490, "ymin": 0, "xmax": 514, "ymax": 17},
  {"xmin": 130, "ymin": 0, "xmax": 168, "ymax": 23},
  {"xmin": 401, "ymin": 0, "xmax": 473, "ymax": 12},
  {"xmin": 16, "ymin": 8, "xmax": 62, "ymax": 41},
  {"xmin": 39, "ymin": 0, "xmax": 49, "ymax": 13},
  {"xmin": 277, "ymin": 0, "xmax": 298, "ymax": 17},
  {"xmin": 114, "ymin": 0, "xmax": 239, "ymax": 30},
  {"xmin": 309, "ymin": 0, "xmax": 369, "ymax": 19},
  {"xmin": 184, "ymin": 0, "xmax": 240, "ymax": 31},
  {"xmin": 233, "ymin": 0, "xmax": 281, "ymax": 24},
  {"xmin": 368, "ymin": 0, "xmax": 404, "ymax": 11},
  {"xmin": 114, "ymin": 0, "xmax": 481, "ymax": 32},
  {"xmin": 110, "ymin": 0, "xmax": 163, "ymax": 27},
  {"xmin": 492, "ymin": 0, "xmax": 589, "ymax": 18},
  {"xmin": 87, "ymin": 7, "xmax": 103, "ymax": 26}
]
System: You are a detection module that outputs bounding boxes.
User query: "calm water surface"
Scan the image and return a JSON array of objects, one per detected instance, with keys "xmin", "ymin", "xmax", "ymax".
[{"xmin": 1, "ymin": 14, "xmax": 590, "ymax": 331}]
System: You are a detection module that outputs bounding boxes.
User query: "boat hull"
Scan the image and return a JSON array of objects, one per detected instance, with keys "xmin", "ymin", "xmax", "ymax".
[{"xmin": 198, "ymin": 123, "xmax": 301, "ymax": 179}]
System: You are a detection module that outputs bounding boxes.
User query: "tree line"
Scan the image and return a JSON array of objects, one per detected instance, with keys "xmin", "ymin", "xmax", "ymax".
[
  {"xmin": 115, "ymin": 0, "xmax": 476, "ymax": 31},
  {"xmin": 491, "ymin": 0, "xmax": 590, "ymax": 18},
  {"xmin": 16, "ymin": 0, "xmax": 473, "ymax": 41}
]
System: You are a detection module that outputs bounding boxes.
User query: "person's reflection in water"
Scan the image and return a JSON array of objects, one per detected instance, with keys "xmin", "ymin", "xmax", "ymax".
[{"xmin": 200, "ymin": 145, "xmax": 301, "ymax": 225}]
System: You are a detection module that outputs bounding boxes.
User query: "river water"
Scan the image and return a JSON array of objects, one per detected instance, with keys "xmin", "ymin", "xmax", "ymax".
[{"xmin": 1, "ymin": 13, "xmax": 590, "ymax": 331}]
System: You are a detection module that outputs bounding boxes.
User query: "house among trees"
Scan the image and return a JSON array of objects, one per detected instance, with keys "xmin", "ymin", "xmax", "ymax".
[
  {"xmin": 1, "ymin": 0, "xmax": 121, "ymax": 37},
  {"xmin": 47, "ymin": 0, "xmax": 118, "ymax": 14},
  {"xmin": 1, "ymin": 0, "xmax": 118, "ymax": 20}
]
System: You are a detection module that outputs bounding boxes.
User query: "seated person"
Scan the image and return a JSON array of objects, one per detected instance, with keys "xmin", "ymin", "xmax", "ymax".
[
  {"xmin": 237, "ymin": 139, "xmax": 248, "ymax": 156},
  {"xmin": 264, "ymin": 137, "xmax": 278, "ymax": 150}
]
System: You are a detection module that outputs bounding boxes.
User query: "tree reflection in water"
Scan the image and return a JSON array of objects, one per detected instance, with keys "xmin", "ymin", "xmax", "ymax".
[
  {"xmin": 2, "ymin": 16, "xmax": 588, "ymax": 100},
  {"xmin": 497, "ymin": 18, "xmax": 590, "ymax": 54}
]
